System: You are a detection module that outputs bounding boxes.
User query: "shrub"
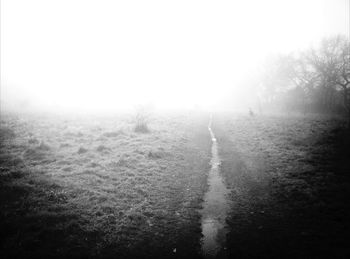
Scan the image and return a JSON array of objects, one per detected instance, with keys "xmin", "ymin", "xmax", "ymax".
[
  {"xmin": 134, "ymin": 105, "xmax": 152, "ymax": 133},
  {"xmin": 134, "ymin": 122, "xmax": 149, "ymax": 133}
]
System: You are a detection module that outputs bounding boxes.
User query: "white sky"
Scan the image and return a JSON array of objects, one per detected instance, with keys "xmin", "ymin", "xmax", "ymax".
[{"xmin": 1, "ymin": 0, "xmax": 349, "ymax": 112}]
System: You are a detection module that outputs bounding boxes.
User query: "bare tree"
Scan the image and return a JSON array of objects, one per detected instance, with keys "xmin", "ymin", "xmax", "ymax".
[
  {"xmin": 306, "ymin": 36, "xmax": 350, "ymax": 119},
  {"xmin": 333, "ymin": 37, "xmax": 350, "ymax": 121},
  {"xmin": 257, "ymin": 35, "xmax": 350, "ymax": 121}
]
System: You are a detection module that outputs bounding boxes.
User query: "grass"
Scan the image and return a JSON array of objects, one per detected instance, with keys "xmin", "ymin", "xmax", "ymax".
[
  {"xmin": 2, "ymin": 110, "xmax": 349, "ymax": 258},
  {"xmin": 213, "ymin": 112, "xmax": 350, "ymax": 258},
  {"xmin": 0, "ymin": 111, "xmax": 211, "ymax": 259}
]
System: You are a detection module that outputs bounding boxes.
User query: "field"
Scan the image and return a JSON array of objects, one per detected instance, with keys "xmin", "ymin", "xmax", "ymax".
[
  {"xmin": 1, "ymin": 111, "xmax": 350, "ymax": 258},
  {"xmin": 0, "ymin": 112, "xmax": 211, "ymax": 259},
  {"xmin": 213, "ymin": 113, "xmax": 350, "ymax": 258}
]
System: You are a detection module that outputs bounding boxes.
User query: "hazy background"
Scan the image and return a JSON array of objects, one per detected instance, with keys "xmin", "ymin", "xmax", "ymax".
[{"xmin": 1, "ymin": 0, "xmax": 349, "ymax": 112}]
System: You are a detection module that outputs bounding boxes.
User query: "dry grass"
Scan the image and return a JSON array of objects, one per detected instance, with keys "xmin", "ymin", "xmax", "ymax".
[
  {"xmin": 4, "ymin": 110, "xmax": 348, "ymax": 258},
  {"xmin": 0, "ymin": 112, "xmax": 211, "ymax": 259},
  {"xmin": 213, "ymin": 112, "xmax": 350, "ymax": 258}
]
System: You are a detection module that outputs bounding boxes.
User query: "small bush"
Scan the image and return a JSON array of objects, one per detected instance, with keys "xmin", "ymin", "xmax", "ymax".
[
  {"xmin": 134, "ymin": 105, "xmax": 152, "ymax": 133},
  {"xmin": 134, "ymin": 123, "xmax": 149, "ymax": 133}
]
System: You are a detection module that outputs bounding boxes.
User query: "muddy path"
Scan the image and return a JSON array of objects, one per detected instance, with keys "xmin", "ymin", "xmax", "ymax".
[
  {"xmin": 200, "ymin": 116, "xmax": 230, "ymax": 258},
  {"xmin": 211, "ymin": 117, "xmax": 282, "ymax": 259}
]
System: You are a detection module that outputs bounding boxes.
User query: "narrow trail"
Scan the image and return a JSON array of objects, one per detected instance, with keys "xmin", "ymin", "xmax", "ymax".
[{"xmin": 200, "ymin": 115, "xmax": 230, "ymax": 258}]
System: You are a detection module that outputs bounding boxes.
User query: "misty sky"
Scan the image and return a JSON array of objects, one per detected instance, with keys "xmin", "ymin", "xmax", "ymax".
[{"xmin": 1, "ymin": 0, "xmax": 349, "ymax": 112}]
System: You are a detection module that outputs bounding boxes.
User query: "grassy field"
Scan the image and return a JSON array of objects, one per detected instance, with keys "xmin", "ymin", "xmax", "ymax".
[
  {"xmin": 0, "ymin": 111, "xmax": 211, "ymax": 259},
  {"xmin": 213, "ymin": 113, "xmax": 350, "ymax": 258},
  {"xmin": 1, "ymin": 111, "xmax": 350, "ymax": 259}
]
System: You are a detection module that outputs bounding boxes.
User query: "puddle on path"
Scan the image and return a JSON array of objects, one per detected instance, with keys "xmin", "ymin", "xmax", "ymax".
[{"xmin": 200, "ymin": 115, "xmax": 230, "ymax": 258}]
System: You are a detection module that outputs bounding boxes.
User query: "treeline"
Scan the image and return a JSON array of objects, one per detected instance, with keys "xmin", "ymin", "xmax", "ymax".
[{"xmin": 256, "ymin": 35, "xmax": 350, "ymax": 119}]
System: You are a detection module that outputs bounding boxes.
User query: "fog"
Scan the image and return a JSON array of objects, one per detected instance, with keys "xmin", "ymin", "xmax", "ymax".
[{"xmin": 1, "ymin": 0, "xmax": 348, "ymax": 113}]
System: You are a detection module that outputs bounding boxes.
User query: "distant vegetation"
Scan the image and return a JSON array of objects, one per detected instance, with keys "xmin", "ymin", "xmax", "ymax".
[
  {"xmin": 255, "ymin": 35, "xmax": 350, "ymax": 122},
  {"xmin": 134, "ymin": 105, "xmax": 152, "ymax": 133}
]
